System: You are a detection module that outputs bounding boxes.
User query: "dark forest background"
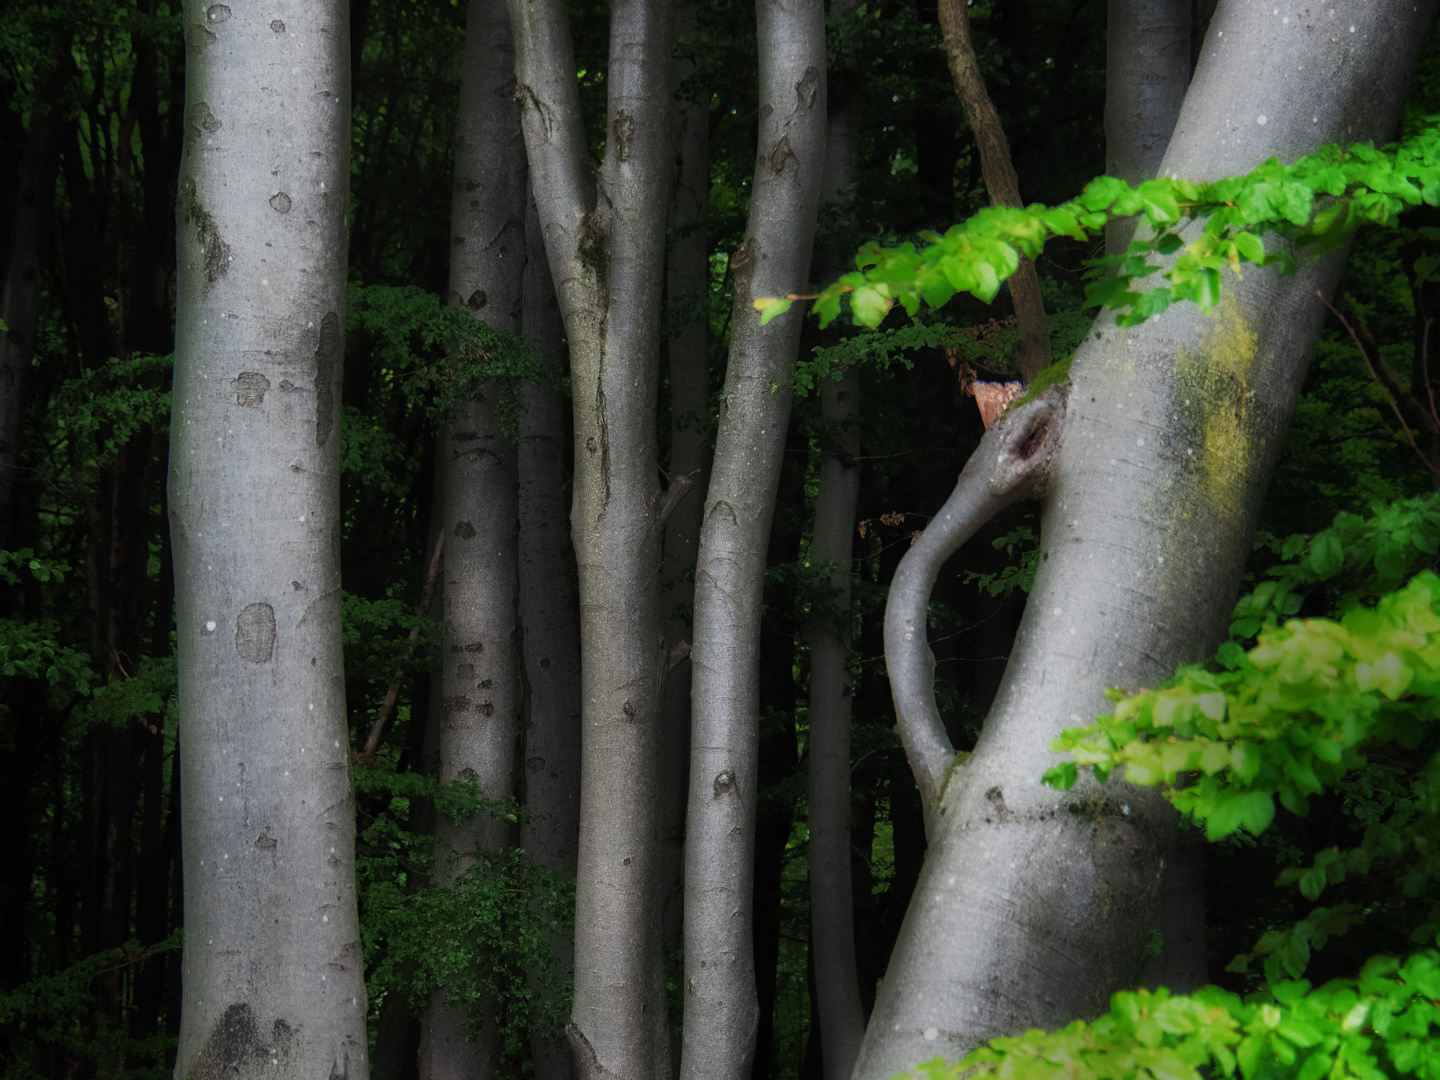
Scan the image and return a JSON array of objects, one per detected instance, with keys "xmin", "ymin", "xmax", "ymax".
[{"xmin": 2, "ymin": 0, "xmax": 1437, "ymax": 1076}]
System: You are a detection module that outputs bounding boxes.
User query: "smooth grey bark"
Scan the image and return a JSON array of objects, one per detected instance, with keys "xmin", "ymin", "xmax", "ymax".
[
  {"xmin": 804, "ymin": 369, "xmax": 864, "ymax": 1080},
  {"xmin": 659, "ymin": 0, "xmax": 711, "ymax": 958},
  {"xmin": 419, "ymin": 1, "xmax": 528, "ymax": 1074},
  {"xmin": 519, "ymin": 188, "xmax": 582, "ymax": 1080},
  {"xmin": 856, "ymin": 4, "xmax": 1435, "ymax": 1076},
  {"xmin": 1105, "ymin": 0, "xmax": 1191, "ymax": 254},
  {"xmin": 679, "ymin": 2, "xmax": 827, "ymax": 1076},
  {"xmin": 804, "ymin": 16, "xmax": 865, "ymax": 1073},
  {"xmin": 168, "ymin": 0, "xmax": 366, "ymax": 1076},
  {"xmin": 508, "ymin": 1, "xmax": 676, "ymax": 1076}
]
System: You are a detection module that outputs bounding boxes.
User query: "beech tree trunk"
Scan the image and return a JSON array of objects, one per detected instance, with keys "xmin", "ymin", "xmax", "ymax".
[
  {"xmin": 659, "ymin": 0, "xmax": 711, "ymax": 959},
  {"xmin": 508, "ymin": 1, "xmax": 676, "ymax": 1076},
  {"xmin": 804, "ymin": 370, "xmax": 863, "ymax": 1080},
  {"xmin": 419, "ymin": 0, "xmax": 528, "ymax": 1074},
  {"xmin": 856, "ymin": 4, "xmax": 1435, "ymax": 1076},
  {"xmin": 1104, "ymin": 0, "xmax": 1191, "ymax": 254},
  {"xmin": 679, "ymin": 2, "xmax": 827, "ymax": 1076},
  {"xmin": 168, "ymin": 0, "xmax": 368, "ymax": 1074},
  {"xmin": 519, "ymin": 187, "xmax": 583, "ymax": 1080}
]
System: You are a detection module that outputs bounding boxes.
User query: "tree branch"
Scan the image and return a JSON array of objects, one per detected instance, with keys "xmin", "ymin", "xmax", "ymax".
[
  {"xmin": 936, "ymin": 0, "xmax": 1051, "ymax": 382},
  {"xmin": 359, "ymin": 531, "xmax": 446, "ymax": 763},
  {"xmin": 883, "ymin": 387, "xmax": 1067, "ymax": 837}
]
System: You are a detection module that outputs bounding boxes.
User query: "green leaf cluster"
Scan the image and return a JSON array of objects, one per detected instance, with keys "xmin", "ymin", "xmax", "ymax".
[
  {"xmin": 898, "ymin": 950, "xmax": 1440, "ymax": 1080},
  {"xmin": 817, "ymin": 117, "xmax": 1440, "ymax": 330}
]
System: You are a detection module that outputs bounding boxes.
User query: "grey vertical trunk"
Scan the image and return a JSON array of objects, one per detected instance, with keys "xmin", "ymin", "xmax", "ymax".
[
  {"xmin": 679, "ymin": 1, "xmax": 827, "ymax": 1076},
  {"xmin": 1105, "ymin": 0, "xmax": 1191, "ymax": 254},
  {"xmin": 855, "ymin": 4, "xmax": 1435, "ymax": 1076},
  {"xmin": 508, "ymin": 1, "xmax": 677, "ymax": 1076},
  {"xmin": 659, "ymin": 0, "xmax": 712, "ymax": 954},
  {"xmin": 805, "ymin": 13, "xmax": 865, "ymax": 1072},
  {"xmin": 419, "ymin": 0, "xmax": 528, "ymax": 1074},
  {"xmin": 519, "ymin": 188, "xmax": 582, "ymax": 1080},
  {"xmin": 804, "ymin": 370, "xmax": 863, "ymax": 1080},
  {"xmin": 168, "ymin": 0, "xmax": 366, "ymax": 1075}
]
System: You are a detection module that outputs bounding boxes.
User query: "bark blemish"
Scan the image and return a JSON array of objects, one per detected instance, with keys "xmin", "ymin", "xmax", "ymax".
[
  {"xmin": 205, "ymin": 4, "xmax": 231, "ymax": 24},
  {"xmin": 188, "ymin": 1002, "xmax": 295, "ymax": 1078},
  {"xmin": 187, "ymin": 102, "xmax": 224, "ymax": 138},
  {"xmin": 1176, "ymin": 291, "xmax": 1259, "ymax": 504},
  {"xmin": 769, "ymin": 135, "xmax": 797, "ymax": 175},
  {"xmin": 269, "ymin": 191, "xmax": 292, "ymax": 214},
  {"xmin": 713, "ymin": 769, "xmax": 737, "ymax": 797},
  {"xmin": 795, "ymin": 66, "xmax": 821, "ymax": 109},
  {"xmin": 178, "ymin": 176, "xmax": 230, "ymax": 287},
  {"xmin": 235, "ymin": 603, "xmax": 276, "ymax": 664},
  {"xmin": 231, "ymin": 371, "xmax": 270, "ymax": 408},
  {"xmin": 612, "ymin": 110, "xmax": 635, "ymax": 162},
  {"xmin": 314, "ymin": 312, "xmax": 340, "ymax": 447}
]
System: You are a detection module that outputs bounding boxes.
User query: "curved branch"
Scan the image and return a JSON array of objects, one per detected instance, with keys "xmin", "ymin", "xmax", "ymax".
[{"xmin": 884, "ymin": 387, "xmax": 1067, "ymax": 836}]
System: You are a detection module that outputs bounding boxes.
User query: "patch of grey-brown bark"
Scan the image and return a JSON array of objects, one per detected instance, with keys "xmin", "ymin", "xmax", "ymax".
[
  {"xmin": 467, "ymin": 288, "xmax": 486, "ymax": 310},
  {"xmin": 313, "ymin": 312, "xmax": 340, "ymax": 448},
  {"xmin": 612, "ymin": 110, "xmax": 635, "ymax": 162},
  {"xmin": 235, "ymin": 603, "xmax": 277, "ymax": 664},
  {"xmin": 232, "ymin": 371, "xmax": 270, "ymax": 408},
  {"xmin": 189, "ymin": 1003, "xmax": 296, "ymax": 1078},
  {"xmin": 269, "ymin": 191, "xmax": 292, "ymax": 214},
  {"xmin": 270, "ymin": 18, "xmax": 284, "ymax": 32},
  {"xmin": 205, "ymin": 4, "xmax": 231, "ymax": 23},
  {"xmin": 769, "ymin": 135, "xmax": 796, "ymax": 175},
  {"xmin": 453, "ymin": 520, "xmax": 477, "ymax": 539},
  {"xmin": 178, "ymin": 176, "xmax": 230, "ymax": 287},
  {"xmin": 188, "ymin": 101, "xmax": 223, "ymax": 136},
  {"xmin": 795, "ymin": 66, "xmax": 821, "ymax": 109}
]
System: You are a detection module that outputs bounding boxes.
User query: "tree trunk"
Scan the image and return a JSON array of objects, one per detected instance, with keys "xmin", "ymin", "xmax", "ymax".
[
  {"xmin": 659, "ymin": 0, "xmax": 712, "ymax": 965},
  {"xmin": 855, "ymin": 4, "xmax": 1435, "ymax": 1076},
  {"xmin": 1104, "ymin": 0, "xmax": 1191, "ymax": 254},
  {"xmin": 520, "ymin": 187, "xmax": 582, "ymax": 1080},
  {"xmin": 420, "ymin": 0, "xmax": 528, "ymax": 1073},
  {"xmin": 935, "ymin": 0, "xmax": 1049, "ymax": 382},
  {"xmin": 508, "ymin": 1, "xmax": 677, "ymax": 1076},
  {"xmin": 680, "ymin": 0, "xmax": 827, "ymax": 1075},
  {"xmin": 805, "ymin": 370, "xmax": 863, "ymax": 1079},
  {"xmin": 168, "ymin": 0, "xmax": 368, "ymax": 1073}
]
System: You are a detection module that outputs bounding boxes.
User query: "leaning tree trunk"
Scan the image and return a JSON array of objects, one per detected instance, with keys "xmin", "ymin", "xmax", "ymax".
[
  {"xmin": 1103, "ymin": 0, "xmax": 1205, "ymax": 994},
  {"xmin": 419, "ymin": 0, "xmax": 528, "ymax": 1074},
  {"xmin": 855, "ymin": 3, "xmax": 1436, "ymax": 1076},
  {"xmin": 508, "ymin": 1, "xmax": 676, "ymax": 1076},
  {"xmin": 679, "ymin": 2, "xmax": 827, "ymax": 1077},
  {"xmin": 168, "ymin": 0, "xmax": 367, "ymax": 1075},
  {"xmin": 519, "ymin": 187, "xmax": 583, "ymax": 1080},
  {"xmin": 658, "ymin": 0, "xmax": 712, "ymax": 961},
  {"xmin": 1104, "ymin": 0, "xmax": 1191, "ymax": 255}
]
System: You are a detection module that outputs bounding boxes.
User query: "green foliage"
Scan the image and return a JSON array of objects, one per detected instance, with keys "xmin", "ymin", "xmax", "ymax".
[
  {"xmin": 346, "ymin": 283, "xmax": 562, "ymax": 439},
  {"xmin": 897, "ymin": 950, "xmax": 1440, "ymax": 1080},
  {"xmin": 0, "ymin": 618, "xmax": 94, "ymax": 693},
  {"xmin": 796, "ymin": 318, "xmax": 1022, "ymax": 393},
  {"xmin": 353, "ymin": 768, "xmax": 571, "ymax": 1066},
  {"xmin": 809, "ymin": 117, "xmax": 1440, "ymax": 330},
  {"xmin": 0, "ymin": 932, "xmax": 182, "ymax": 1080},
  {"xmin": 0, "ymin": 548, "xmax": 70, "ymax": 586},
  {"xmin": 964, "ymin": 524, "xmax": 1040, "ymax": 598},
  {"xmin": 45, "ymin": 354, "xmax": 173, "ymax": 467}
]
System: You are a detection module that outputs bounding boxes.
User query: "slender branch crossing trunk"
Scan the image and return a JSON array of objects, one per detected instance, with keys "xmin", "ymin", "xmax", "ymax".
[
  {"xmin": 935, "ymin": 0, "xmax": 1049, "ymax": 382},
  {"xmin": 421, "ymin": 1, "xmax": 528, "ymax": 1074},
  {"xmin": 659, "ymin": 0, "xmax": 711, "ymax": 958},
  {"xmin": 856, "ymin": 4, "xmax": 1436, "ymax": 1076},
  {"xmin": 168, "ymin": 0, "xmax": 368, "ymax": 1074},
  {"xmin": 508, "ymin": 1, "xmax": 676, "ymax": 1075},
  {"xmin": 1104, "ymin": 0, "xmax": 1191, "ymax": 254},
  {"xmin": 679, "ymin": 2, "xmax": 827, "ymax": 1076},
  {"xmin": 519, "ymin": 187, "xmax": 583, "ymax": 1080}
]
